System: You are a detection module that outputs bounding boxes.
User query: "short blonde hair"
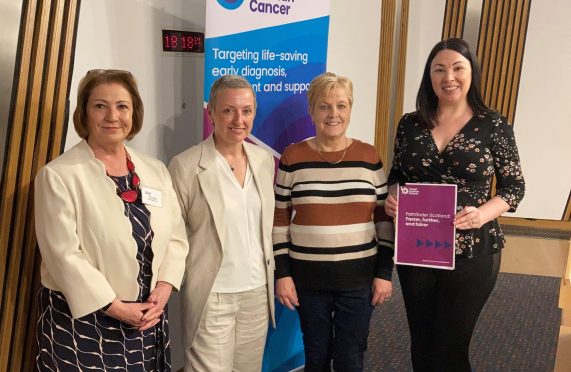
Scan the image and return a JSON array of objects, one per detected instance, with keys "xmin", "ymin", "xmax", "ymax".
[
  {"xmin": 209, "ymin": 75, "xmax": 256, "ymax": 111},
  {"xmin": 307, "ymin": 72, "xmax": 353, "ymax": 113},
  {"xmin": 73, "ymin": 69, "xmax": 144, "ymax": 140}
]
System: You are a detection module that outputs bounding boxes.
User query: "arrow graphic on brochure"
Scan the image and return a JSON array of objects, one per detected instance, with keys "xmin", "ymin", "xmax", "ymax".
[{"xmin": 416, "ymin": 239, "xmax": 452, "ymax": 249}]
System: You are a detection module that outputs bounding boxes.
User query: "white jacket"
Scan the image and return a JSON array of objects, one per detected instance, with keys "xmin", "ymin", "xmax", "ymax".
[{"xmin": 34, "ymin": 140, "xmax": 188, "ymax": 318}]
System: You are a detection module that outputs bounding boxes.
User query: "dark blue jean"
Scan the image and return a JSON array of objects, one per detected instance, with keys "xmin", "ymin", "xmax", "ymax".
[{"xmin": 296, "ymin": 287, "xmax": 374, "ymax": 372}]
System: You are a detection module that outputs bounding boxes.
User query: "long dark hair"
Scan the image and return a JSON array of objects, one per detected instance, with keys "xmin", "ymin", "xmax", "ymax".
[{"xmin": 416, "ymin": 38, "xmax": 490, "ymax": 129}]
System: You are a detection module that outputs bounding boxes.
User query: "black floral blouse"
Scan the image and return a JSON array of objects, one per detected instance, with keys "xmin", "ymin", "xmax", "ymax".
[{"xmin": 388, "ymin": 111, "xmax": 525, "ymax": 258}]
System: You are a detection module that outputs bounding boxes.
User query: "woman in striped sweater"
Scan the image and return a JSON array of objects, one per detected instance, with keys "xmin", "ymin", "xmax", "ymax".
[{"xmin": 273, "ymin": 72, "xmax": 394, "ymax": 372}]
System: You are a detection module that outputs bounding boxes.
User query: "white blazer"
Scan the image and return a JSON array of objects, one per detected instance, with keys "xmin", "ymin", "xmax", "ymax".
[
  {"xmin": 34, "ymin": 140, "xmax": 189, "ymax": 318},
  {"xmin": 168, "ymin": 135, "xmax": 276, "ymax": 358}
]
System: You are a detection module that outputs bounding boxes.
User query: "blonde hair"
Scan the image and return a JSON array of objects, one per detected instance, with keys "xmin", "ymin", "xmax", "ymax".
[
  {"xmin": 307, "ymin": 72, "xmax": 353, "ymax": 112},
  {"xmin": 209, "ymin": 75, "xmax": 256, "ymax": 110}
]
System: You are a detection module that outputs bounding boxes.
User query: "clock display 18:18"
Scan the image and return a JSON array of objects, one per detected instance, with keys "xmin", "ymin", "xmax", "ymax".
[{"xmin": 162, "ymin": 30, "xmax": 204, "ymax": 53}]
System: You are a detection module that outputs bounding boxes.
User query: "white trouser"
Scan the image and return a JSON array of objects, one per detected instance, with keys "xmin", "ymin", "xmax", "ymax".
[{"xmin": 187, "ymin": 285, "xmax": 269, "ymax": 372}]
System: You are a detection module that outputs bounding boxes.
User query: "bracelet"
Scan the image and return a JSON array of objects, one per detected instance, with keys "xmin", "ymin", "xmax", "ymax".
[{"xmin": 101, "ymin": 302, "xmax": 112, "ymax": 312}]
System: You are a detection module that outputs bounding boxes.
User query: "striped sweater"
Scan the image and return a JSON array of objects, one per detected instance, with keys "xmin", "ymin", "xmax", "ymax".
[{"xmin": 273, "ymin": 139, "xmax": 394, "ymax": 291}]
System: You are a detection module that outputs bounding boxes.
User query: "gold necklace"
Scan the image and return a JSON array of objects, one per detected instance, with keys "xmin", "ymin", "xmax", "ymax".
[
  {"xmin": 226, "ymin": 153, "xmax": 246, "ymax": 172},
  {"xmin": 315, "ymin": 137, "xmax": 348, "ymax": 164}
]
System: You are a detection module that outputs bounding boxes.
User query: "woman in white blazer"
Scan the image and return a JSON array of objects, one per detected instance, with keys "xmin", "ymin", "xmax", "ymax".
[
  {"xmin": 34, "ymin": 69, "xmax": 188, "ymax": 371},
  {"xmin": 169, "ymin": 75, "xmax": 275, "ymax": 372}
]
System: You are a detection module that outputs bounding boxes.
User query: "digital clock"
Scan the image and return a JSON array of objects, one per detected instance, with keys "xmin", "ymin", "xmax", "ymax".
[{"xmin": 162, "ymin": 29, "xmax": 205, "ymax": 53}]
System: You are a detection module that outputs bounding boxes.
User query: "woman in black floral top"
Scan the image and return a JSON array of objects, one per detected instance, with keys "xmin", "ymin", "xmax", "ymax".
[{"xmin": 385, "ymin": 38, "xmax": 525, "ymax": 372}]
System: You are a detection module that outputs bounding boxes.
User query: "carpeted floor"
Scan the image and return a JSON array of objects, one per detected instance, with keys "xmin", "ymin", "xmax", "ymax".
[{"xmin": 364, "ymin": 271, "xmax": 561, "ymax": 371}]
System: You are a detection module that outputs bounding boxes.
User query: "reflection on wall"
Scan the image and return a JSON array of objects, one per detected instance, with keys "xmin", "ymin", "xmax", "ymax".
[{"xmin": 0, "ymin": 0, "xmax": 22, "ymax": 182}]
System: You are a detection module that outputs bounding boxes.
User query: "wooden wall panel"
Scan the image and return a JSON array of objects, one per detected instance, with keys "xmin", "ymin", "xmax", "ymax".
[
  {"xmin": 563, "ymin": 191, "xmax": 571, "ymax": 221},
  {"xmin": 4, "ymin": 0, "xmax": 53, "ymax": 366},
  {"xmin": 442, "ymin": 0, "xmax": 467, "ymax": 39},
  {"xmin": 0, "ymin": 0, "xmax": 80, "ymax": 370},
  {"xmin": 0, "ymin": 0, "xmax": 37, "ymax": 311},
  {"xmin": 477, "ymin": 0, "xmax": 531, "ymax": 125},
  {"xmin": 375, "ymin": 0, "xmax": 409, "ymax": 166},
  {"xmin": 375, "ymin": 0, "xmax": 396, "ymax": 166},
  {"xmin": 393, "ymin": 0, "xmax": 409, "ymax": 135}
]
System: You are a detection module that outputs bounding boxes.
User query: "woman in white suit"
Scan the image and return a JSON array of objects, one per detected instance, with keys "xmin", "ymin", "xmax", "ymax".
[
  {"xmin": 169, "ymin": 75, "xmax": 275, "ymax": 372},
  {"xmin": 34, "ymin": 69, "xmax": 188, "ymax": 371}
]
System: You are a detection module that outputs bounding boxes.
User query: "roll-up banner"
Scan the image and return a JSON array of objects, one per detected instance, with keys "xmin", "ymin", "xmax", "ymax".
[
  {"xmin": 204, "ymin": 0, "xmax": 330, "ymax": 156},
  {"xmin": 204, "ymin": 0, "xmax": 331, "ymax": 370}
]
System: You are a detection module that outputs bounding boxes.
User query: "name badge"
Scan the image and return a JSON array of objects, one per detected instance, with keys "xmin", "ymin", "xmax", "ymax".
[{"xmin": 141, "ymin": 186, "xmax": 163, "ymax": 207}]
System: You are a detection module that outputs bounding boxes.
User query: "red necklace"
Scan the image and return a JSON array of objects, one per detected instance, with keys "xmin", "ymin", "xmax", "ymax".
[{"xmin": 109, "ymin": 151, "xmax": 141, "ymax": 203}]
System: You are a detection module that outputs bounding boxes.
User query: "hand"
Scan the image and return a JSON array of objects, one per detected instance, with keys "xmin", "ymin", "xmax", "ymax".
[
  {"xmin": 276, "ymin": 277, "xmax": 299, "ymax": 310},
  {"xmin": 384, "ymin": 194, "xmax": 398, "ymax": 218},
  {"xmin": 454, "ymin": 206, "xmax": 485, "ymax": 230},
  {"xmin": 104, "ymin": 299, "xmax": 155, "ymax": 327},
  {"xmin": 140, "ymin": 281, "xmax": 173, "ymax": 331},
  {"xmin": 371, "ymin": 278, "xmax": 393, "ymax": 305}
]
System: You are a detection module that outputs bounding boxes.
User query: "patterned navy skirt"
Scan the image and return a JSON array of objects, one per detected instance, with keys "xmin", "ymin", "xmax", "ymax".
[{"xmin": 36, "ymin": 174, "xmax": 170, "ymax": 371}]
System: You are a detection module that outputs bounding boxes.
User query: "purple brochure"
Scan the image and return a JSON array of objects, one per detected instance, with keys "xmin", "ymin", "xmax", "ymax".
[{"xmin": 395, "ymin": 183, "xmax": 457, "ymax": 269}]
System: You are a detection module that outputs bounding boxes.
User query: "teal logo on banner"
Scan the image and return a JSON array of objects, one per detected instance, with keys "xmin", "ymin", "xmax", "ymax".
[{"xmin": 216, "ymin": 0, "xmax": 244, "ymax": 10}]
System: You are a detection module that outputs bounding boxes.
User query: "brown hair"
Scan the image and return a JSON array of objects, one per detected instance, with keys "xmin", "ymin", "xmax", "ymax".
[
  {"xmin": 73, "ymin": 69, "xmax": 144, "ymax": 140},
  {"xmin": 307, "ymin": 72, "xmax": 353, "ymax": 113}
]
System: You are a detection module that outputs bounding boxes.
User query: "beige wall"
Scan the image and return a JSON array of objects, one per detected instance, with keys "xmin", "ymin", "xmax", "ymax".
[
  {"xmin": 65, "ymin": 0, "xmax": 206, "ymax": 164},
  {"xmin": 510, "ymin": 0, "xmax": 571, "ymax": 219},
  {"xmin": 327, "ymin": 0, "xmax": 382, "ymax": 145}
]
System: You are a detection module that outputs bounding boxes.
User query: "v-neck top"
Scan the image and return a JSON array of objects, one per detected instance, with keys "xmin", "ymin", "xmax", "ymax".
[
  {"xmin": 211, "ymin": 152, "xmax": 266, "ymax": 292},
  {"xmin": 388, "ymin": 111, "xmax": 525, "ymax": 258}
]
